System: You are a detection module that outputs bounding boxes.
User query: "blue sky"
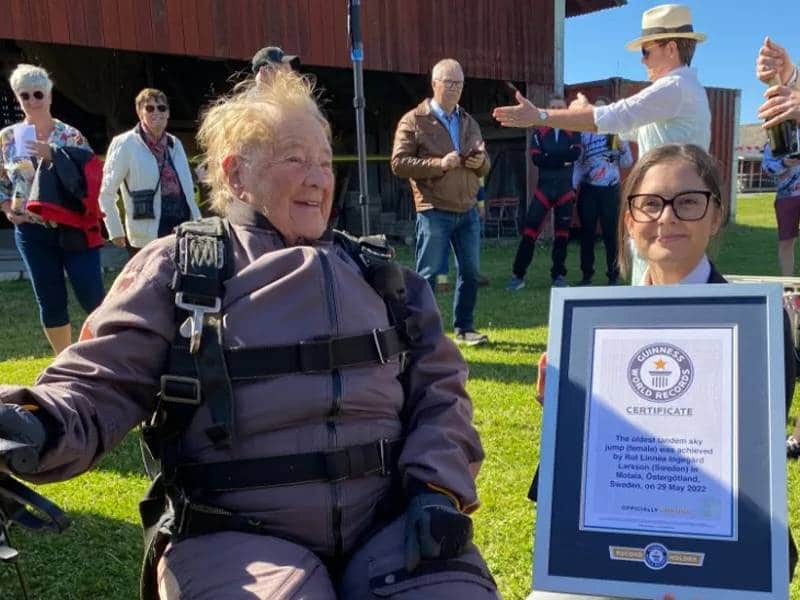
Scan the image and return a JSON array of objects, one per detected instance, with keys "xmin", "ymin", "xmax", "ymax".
[{"xmin": 565, "ymin": 0, "xmax": 798, "ymax": 124}]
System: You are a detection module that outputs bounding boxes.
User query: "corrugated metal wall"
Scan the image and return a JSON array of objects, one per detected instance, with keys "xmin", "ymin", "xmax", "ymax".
[
  {"xmin": 0, "ymin": 0, "xmax": 607, "ymax": 83},
  {"xmin": 565, "ymin": 78, "xmax": 740, "ymax": 204}
]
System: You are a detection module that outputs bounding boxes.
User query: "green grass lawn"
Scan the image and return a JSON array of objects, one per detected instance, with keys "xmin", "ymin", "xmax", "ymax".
[{"xmin": 0, "ymin": 193, "xmax": 797, "ymax": 599}]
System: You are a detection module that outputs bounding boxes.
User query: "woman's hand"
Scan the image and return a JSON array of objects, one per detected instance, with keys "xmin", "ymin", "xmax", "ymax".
[
  {"xmin": 110, "ymin": 237, "xmax": 127, "ymax": 248},
  {"xmin": 26, "ymin": 140, "xmax": 52, "ymax": 162},
  {"xmin": 2, "ymin": 203, "xmax": 29, "ymax": 225}
]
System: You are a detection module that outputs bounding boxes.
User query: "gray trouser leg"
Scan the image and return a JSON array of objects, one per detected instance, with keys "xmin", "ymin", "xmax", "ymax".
[
  {"xmin": 157, "ymin": 531, "xmax": 336, "ymax": 599},
  {"xmin": 340, "ymin": 514, "xmax": 500, "ymax": 599}
]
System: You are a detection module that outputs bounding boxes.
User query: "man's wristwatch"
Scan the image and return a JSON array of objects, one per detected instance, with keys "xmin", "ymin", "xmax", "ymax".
[{"xmin": 538, "ymin": 109, "xmax": 549, "ymax": 123}]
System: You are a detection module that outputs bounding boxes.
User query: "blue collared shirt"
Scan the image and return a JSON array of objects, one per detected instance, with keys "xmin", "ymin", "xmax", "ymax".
[{"xmin": 430, "ymin": 100, "xmax": 461, "ymax": 153}]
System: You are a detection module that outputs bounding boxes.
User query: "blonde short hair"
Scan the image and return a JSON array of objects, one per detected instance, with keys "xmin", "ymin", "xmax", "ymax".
[
  {"xmin": 9, "ymin": 64, "xmax": 53, "ymax": 94},
  {"xmin": 197, "ymin": 71, "xmax": 331, "ymax": 215}
]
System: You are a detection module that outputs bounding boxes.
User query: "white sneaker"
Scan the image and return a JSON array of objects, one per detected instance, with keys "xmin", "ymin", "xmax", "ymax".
[{"xmin": 454, "ymin": 330, "xmax": 489, "ymax": 346}]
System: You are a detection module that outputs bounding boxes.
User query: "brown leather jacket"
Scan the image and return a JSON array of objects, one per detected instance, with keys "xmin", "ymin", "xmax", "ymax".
[{"xmin": 391, "ymin": 99, "xmax": 490, "ymax": 213}]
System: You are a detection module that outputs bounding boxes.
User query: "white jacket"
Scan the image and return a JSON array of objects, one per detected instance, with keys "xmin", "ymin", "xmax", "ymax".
[{"xmin": 99, "ymin": 127, "xmax": 201, "ymax": 248}]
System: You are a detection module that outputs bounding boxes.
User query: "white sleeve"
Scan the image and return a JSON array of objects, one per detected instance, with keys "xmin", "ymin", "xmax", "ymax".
[
  {"xmin": 593, "ymin": 76, "xmax": 683, "ymax": 135},
  {"xmin": 98, "ymin": 136, "xmax": 128, "ymax": 240}
]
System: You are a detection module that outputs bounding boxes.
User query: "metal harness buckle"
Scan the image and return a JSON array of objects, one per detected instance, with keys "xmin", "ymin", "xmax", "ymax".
[
  {"xmin": 372, "ymin": 328, "xmax": 387, "ymax": 365},
  {"xmin": 175, "ymin": 292, "xmax": 221, "ymax": 354},
  {"xmin": 378, "ymin": 439, "xmax": 390, "ymax": 476},
  {"xmin": 159, "ymin": 375, "xmax": 202, "ymax": 405}
]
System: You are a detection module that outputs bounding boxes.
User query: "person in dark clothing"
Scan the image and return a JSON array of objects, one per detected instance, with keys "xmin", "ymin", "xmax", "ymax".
[
  {"xmin": 507, "ymin": 96, "xmax": 581, "ymax": 290},
  {"xmin": 574, "ymin": 97, "xmax": 634, "ymax": 286}
]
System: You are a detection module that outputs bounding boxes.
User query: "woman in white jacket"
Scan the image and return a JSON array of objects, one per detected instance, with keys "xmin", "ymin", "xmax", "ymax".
[{"xmin": 99, "ymin": 88, "xmax": 201, "ymax": 255}]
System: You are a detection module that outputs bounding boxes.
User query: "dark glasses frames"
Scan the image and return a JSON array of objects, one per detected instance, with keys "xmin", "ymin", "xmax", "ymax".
[
  {"xmin": 144, "ymin": 104, "xmax": 169, "ymax": 113},
  {"xmin": 628, "ymin": 191, "xmax": 716, "ymax": 223},
  {"xmin": 640, "ymin": 43, "xmax": 665, "ymax": 59},
  {"xmin": 19, "ymin": 91, "xmax": 45, "ymax": 101}
]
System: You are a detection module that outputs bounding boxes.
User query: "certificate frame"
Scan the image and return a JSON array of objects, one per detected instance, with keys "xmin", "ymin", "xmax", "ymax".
[{"xmin": 532, "ymin": 284, "xmax": 789, "ymax": 600}]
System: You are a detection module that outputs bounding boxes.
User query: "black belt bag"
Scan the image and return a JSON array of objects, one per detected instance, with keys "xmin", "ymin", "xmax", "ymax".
[{"xmin": 124, "ymin": 163, "xmax": 163, "ymax": 220}]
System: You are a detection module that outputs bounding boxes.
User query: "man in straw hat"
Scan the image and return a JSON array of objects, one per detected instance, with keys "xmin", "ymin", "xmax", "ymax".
[{"xmin": 494, "ymin": 4, "xmax": 711, "ymax": 285}]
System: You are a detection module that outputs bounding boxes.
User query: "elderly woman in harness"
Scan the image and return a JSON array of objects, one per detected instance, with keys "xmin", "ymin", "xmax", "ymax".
[{"xmin": 0, "ymin": 72, "xmax": 497, "ymax": 599}]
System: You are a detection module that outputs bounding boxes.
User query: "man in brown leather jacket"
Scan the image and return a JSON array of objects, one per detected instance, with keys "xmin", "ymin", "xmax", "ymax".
[{"xmin": 392, "ymin": 59, "xmax": 491, "ymax": 347}]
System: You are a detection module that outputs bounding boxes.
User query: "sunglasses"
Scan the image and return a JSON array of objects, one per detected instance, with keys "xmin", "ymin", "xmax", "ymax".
[
  {"xmin": 19, "ymin": 91, "xmax": 45, "ymax": 101},
  {"xmin": 144, "ymin": 104, "xmax": 169, "ymax": 113},
  {"xmin": 641, "ymin": 42, "xmax": 667, "ymax": 59}
]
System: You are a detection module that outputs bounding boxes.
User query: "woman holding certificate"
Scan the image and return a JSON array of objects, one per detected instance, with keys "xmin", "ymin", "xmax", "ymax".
[{"xmin": 532, "ymin": 144, "xmax": 796, "ymax": 599}]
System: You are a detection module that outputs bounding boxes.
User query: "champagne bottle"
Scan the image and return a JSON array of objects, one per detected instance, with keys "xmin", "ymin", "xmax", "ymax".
[{"xmin": 766, "ymin": 76, "xmax": 799, "ymax": 158}]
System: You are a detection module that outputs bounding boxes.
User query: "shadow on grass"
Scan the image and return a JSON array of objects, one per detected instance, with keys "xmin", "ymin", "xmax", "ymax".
[
  {"xmin": 468, "ymin": 359, "xmax": 541, "ymax": 385},
  {"xmin": 0, "ymin": 511, "xmax": 142, "ymax": 600},
  {"xmin": 483, "ymin": 340, "xmax": 546, "ymax": 355}
]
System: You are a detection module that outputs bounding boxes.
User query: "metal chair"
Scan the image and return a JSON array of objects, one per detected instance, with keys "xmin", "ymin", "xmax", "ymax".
[{"xmin": 484, "ymin": 196, "xmax": 520, "ymax": 239}]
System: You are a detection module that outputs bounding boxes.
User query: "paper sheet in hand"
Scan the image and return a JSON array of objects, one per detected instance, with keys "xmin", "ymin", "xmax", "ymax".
[{"xmin": 12, "ymin": 123, "xmax": 36, "ymax": 159}]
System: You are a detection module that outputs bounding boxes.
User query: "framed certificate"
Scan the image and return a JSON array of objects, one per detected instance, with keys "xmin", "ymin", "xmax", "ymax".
[{"xmin": 532, "ymin": 284, "xmax": 789, "ymax": 599}]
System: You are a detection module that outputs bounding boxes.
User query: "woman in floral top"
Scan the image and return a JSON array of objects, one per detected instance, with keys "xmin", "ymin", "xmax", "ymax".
[{"xmin": 0, "ymin": 64, "xmax": 105, "ymax": 355}]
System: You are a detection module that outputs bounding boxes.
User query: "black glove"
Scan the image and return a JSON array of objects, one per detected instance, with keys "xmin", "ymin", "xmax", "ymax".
[
  {"xmin": 0, "ymin": 403, "xmax": 46, "ymax": 474},
  {"xmin": 404, "ymin": 491, "xmax": 473, "ymax": 572}
]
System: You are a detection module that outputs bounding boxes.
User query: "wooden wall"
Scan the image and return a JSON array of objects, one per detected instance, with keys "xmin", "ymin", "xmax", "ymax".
[{"xmin": 0, "ymin": 0, "xmax": 621, "ymax": 83}]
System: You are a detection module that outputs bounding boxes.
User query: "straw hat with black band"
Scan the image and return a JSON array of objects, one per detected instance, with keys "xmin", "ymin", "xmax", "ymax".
[{"xmin": 625, "ymin": 4, "xmax": 707, "ymax": 51}]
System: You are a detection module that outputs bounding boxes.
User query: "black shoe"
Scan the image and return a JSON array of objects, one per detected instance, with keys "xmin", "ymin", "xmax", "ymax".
[
  {"xmin": 576, "ymin": 278, "xmax": 592, "ymax": 286},
  {"xmin": 607, "ymin": 277, "xmax": 620, "ymax": 286}
]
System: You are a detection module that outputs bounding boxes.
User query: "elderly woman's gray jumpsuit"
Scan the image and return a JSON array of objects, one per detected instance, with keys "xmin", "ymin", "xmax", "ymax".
[{"xmin": 0, "ymin": 201, "xmax": 498, "ymax": 599}]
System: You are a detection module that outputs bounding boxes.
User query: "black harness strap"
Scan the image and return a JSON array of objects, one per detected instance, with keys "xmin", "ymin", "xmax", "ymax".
[
  {"xmin": 176, "ymin": 438, "xmax": 403, "ymax": 493},
  {"xmin": 170, "ymin": 218, "xmax": 233, "ymax": 448}
]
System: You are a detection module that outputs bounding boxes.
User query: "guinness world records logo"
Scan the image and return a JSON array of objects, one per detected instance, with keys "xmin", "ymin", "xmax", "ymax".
[
  {"xmin": 627, "ymin": 343, "xmax": 694, "ymax": 403},
  {"xmin": 643, "ymin": 543, "xmax": 669, "ymax": 570}
]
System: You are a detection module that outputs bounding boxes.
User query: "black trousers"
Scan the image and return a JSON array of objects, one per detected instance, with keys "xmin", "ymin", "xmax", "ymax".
[
  {"xmin": 577, "ymin": 182, "xmax": 620, "ymax": 281},
  {"xmin": 512, "ymin": 175, "xmax": 575, "ymax": 280}
]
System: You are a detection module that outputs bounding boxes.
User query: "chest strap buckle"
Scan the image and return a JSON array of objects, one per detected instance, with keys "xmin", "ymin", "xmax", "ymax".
[{"xmin": 175, "ymin": 292, "xmax": 221, "ymax": 354}]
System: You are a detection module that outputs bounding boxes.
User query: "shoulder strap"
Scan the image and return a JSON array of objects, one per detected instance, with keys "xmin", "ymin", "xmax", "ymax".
[
  {"xmin": 142, "ymin": 217, "xmax": 234, "ymax": 476},
  {"xmin": 333, "ymin": 230, "xmax": 422, "ymax": 346}
]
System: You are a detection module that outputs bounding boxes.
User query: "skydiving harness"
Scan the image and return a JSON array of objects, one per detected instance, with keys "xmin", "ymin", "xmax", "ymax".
[{"xmin": 138, "ymin": 217, "xmax": 421, "ymax": 599}]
